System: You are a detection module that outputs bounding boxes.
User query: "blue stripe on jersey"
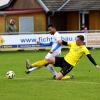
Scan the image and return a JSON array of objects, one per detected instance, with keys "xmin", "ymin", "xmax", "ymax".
[
  {"xmin": 39, "ymin": 42, "xmax": 53, "ymax": 46},
  {"xmin": 51, "ymin": 43, "xmax": 61, "ymax": 52}
]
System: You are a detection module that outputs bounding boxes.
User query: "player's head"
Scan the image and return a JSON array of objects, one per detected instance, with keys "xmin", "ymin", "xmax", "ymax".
[
  {"xmin": 76, "ymin": 35, "xmax": 85, "ymax": 46},
  {"xmin": 48, "ymin": 24, "xmax": 56, "ymax": 35}
]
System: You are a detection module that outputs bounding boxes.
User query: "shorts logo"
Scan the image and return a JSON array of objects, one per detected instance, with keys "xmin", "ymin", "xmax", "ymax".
[{"xmin": 0, "ymin": 36, "xmax": 5, "ymax": 45}]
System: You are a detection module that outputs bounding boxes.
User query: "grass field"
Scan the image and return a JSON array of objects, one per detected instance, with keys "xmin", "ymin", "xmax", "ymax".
[{"xmin": 0, "ymin": 49, "xmax": 100, "ymax": 100}]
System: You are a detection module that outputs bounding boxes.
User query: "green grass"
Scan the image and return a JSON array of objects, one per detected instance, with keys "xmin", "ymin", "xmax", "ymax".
[{"xmin": 0, "ymin": 49, "xmax": 100, "ymax": 100}]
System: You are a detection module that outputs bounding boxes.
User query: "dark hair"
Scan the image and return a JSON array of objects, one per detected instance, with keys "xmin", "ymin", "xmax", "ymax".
[
  {"xmin": 77, "ymin": 35, "xmax": 84, "ymax": 41},
  {"xmin": 48, "ymin": 24, "xmax": 55, "ymax": 28}
]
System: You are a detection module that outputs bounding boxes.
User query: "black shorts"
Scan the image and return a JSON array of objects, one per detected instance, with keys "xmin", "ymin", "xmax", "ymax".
[{"xmin": 54, "ymin": 57, "xmax": 73, "ymax": 76}]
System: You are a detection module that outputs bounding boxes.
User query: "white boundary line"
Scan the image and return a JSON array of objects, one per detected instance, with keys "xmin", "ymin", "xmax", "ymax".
[
  {"xmin": 64, "ymin": 80, "xmax": 100, "ymax": 85},
  {"xmin": 13, "ymin": 77, "xmax": 100, "ymax": 85}
]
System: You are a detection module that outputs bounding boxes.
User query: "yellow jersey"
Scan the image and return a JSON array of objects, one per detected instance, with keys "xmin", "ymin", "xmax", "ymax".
[{"xmin": 64, "ymin": 42, "xmax": 90, "ymax": 66}]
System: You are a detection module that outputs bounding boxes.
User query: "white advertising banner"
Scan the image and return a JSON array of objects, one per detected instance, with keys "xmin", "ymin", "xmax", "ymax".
[
  {"xmin": 87, "ymin": 33, "xmax": 100, "ymax": 47},
  {"xmin": 0, "ymin": 33, "xmax": 86, "ymax": 48}
]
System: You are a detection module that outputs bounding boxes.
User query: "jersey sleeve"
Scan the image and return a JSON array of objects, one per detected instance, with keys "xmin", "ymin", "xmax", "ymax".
[
  {"xmin": 67, "ymin": 42, "xmax": 74, "ymax": 46},
  {"xmin": 83, "ymin": 46, "xmax": 90, "ymax": 55}
]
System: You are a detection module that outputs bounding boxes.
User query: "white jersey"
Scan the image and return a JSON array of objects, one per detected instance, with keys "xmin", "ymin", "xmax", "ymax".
[
  {"xmin": 51, "ymin": 32, "xmax": 61, "ymax": 53},
  {"xmin": 45, "ymin": 32, "xmax": 61, "ymax": 59}
]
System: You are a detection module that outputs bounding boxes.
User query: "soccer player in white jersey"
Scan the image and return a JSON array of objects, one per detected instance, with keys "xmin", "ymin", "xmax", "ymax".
[{"xmin": 25, "ymin": 24, "xmax": 61, "ymax": 78}]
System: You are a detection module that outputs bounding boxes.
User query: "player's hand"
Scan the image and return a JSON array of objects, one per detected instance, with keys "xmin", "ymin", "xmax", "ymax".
[{"xmin": 96, "ymin": 65, "xmax": 100, "ymax": 70}]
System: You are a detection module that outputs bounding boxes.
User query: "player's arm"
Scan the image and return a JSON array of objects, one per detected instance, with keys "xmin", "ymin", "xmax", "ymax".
[
  {"xmin": 87, "ymin": 54, "xmax": 100, "ymax": 69},
  {"xmin": 38, "ymin": 42, "xmax": 53, "ymax": 46},
  {"xmin": 38, "ymin": 41, "xmax": 61, "ymax": 53},
  {"xmin": 50, "ymin": 43, "xmax": 61, "ymax": 53},
  {"xmin": 61, "ymin": 40, "xmax": 68, "ymax": 46},
  {"xmin": 84, "ymin": 47, "xmax": 100, "ymax": 69},
  {"xmin": 50, "ymin": 38, "xmax": 61, "ymax": 53},
  {"xmin": 87, "ymin": 54, "xmax": 97, "ymax": 66}
]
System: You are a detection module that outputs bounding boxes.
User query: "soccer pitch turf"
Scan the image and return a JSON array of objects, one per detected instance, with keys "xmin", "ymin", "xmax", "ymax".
[{"xmin": 0, "ymin": 49, "xmax": 100, "ymax": 100}]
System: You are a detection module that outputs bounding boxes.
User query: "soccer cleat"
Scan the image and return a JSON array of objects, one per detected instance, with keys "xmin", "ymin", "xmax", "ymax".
[
  {"xmin": 26, "ymin": 59, "xmax": 32, "ymax": 69},
  {"xmin": 70, "ymin": 74, "xmax": 74, "ymax": 79},
  {"xmin": 25, "ymin": 70, "xmax": 31, "ymax": 74}
]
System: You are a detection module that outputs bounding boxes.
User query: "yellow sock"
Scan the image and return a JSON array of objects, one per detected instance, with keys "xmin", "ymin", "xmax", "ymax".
[
  {"xmin": 32, "ymin": 59, "xmax": 48, "ymax": 67},
  {"xmin": 61, "ymin": 75, "xmax": 71, "ymax": 80}
]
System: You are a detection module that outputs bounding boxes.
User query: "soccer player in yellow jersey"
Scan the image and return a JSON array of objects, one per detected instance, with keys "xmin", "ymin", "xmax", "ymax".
[{"xmin": 26, "ymin": 35, "xmax": 100, "ymax": 80}]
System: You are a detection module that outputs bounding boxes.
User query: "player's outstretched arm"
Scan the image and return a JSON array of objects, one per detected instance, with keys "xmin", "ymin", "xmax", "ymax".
[{"xmin": 87, "ymin": 54, "xmax": 100, "ymax": 70}]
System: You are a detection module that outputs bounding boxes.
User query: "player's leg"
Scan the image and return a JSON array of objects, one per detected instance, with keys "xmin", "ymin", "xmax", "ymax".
[
  {"xmin": 45, "ymin": 53, "xmax": 57, "ymax": 76},
  {"xmin": 60, "ymin": 63, "xmax": 74, "ymax": 80},
  {"xmin": 26, "ymin": 67, "xmax": 41, "ymax": 74},
  {"xmin": 25, "ymin": 60, "xmax": 57, "ymax": 75},
  {"xmin": 55, "ymin": 72, "xmax": 74, "ymax": 80},
  {"xmin": 60, "ymin": 60, "xmax": 74, "ymax": 80},
  {"xmin": 25, "ymin": 59, "xmax": 48, "ymax": 74},
  {"xmin": 25, "ymin": 52, "xmax": 58, "ymax": 74},
  {"xmin": 26, "ymin": 59, "xmax": 48, "ymax": 68},
  {"xmin": 61, "ymin": 74, "xmax": 74, "ymax": 80},
  {"xmin": 47, "ymin": 64, "xmax": 57, "ymax": 76},
  {"xmin": 55, "ymin": 72, "xmax": 63, "ymax": 80},
  {"xmin": 46, "ymin": 56, "xmax": 63, "ymax": 80},
  {"xmin": 51, "ymin": 57, "xmax": 74, "ymax": 80},
  {"xmin": 32, "ymin": 59, "xmax": 48, "ymax": 67}
]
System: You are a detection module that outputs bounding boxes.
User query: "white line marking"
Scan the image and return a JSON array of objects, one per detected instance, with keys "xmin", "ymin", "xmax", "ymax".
[
  {"xmin": 64, "ymin": 80, "xmax": 100, "ymax": 85},
  {"xmin": 14, "ymin": 77, "xmax": 100, "ymax": 85}
]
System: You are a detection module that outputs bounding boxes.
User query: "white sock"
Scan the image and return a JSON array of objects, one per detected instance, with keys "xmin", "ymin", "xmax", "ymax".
[
  {"xmin": 29, "ymin": 67, "xmax": 40, "ymax": 72},
  {"xmin": 47, "ymin": 65, "xmax": 57, "ymax": 76}
]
